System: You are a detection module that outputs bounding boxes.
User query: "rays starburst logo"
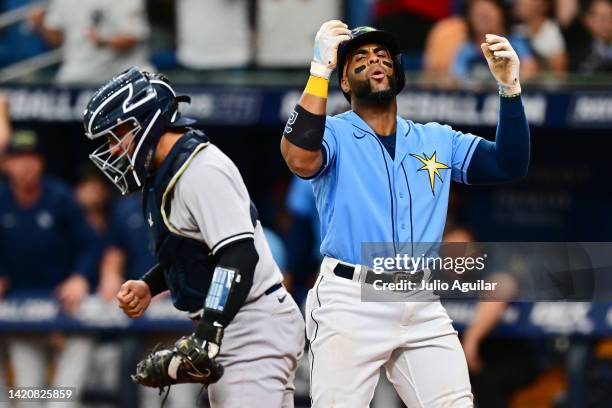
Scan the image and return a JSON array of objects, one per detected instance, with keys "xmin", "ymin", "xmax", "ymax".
[{"xmin": 410, "ymin": 152, "xmax": 449, "ymax": 195}]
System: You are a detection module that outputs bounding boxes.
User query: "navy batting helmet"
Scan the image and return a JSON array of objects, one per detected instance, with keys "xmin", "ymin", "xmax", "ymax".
[
  {"xmin": 84, "ymin": 67, "xmax": 195, "ymax": 194},
  {"xmin": 337, "ymin": 26, "xmax": 405, "ymax": 102}
]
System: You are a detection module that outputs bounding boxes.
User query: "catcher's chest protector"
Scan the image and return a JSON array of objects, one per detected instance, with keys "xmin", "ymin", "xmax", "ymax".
[{"xmin": 142, "ymin": 130, "xmax": 216, "ymax": 312}]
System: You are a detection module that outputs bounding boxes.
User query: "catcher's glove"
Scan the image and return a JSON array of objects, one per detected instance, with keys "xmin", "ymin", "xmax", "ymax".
[{"xmin": 132, "ymin": 334, "xmax": 224, "ymax": 388}]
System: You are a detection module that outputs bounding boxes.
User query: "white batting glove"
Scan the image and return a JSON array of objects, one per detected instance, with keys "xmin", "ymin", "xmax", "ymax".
[
  {"xmin": 480, "ymin": 34, "xmax": 522, "ymax": 96},
  {"xmin": 311, "ymin": 20, "xmax": 351, "ymax": 80}
]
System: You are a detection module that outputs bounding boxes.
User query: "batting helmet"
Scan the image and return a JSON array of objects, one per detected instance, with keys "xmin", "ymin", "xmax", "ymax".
[
  {"xmin": 337, "ymin": 26, "xmax": 405, "ymax": 102},
  {"xmin": 83, "ymin": 67, "xmax": 195, "ymax": 194}
]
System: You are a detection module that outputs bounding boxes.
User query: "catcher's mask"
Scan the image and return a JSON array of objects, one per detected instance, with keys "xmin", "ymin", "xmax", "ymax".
[
  {"xmin": 83, "ymin": 67, "xmax": 195, "ymax": 194},
  {"xmin": 336, "ymin": 26, "xmax": 405, "ymax": 103}
]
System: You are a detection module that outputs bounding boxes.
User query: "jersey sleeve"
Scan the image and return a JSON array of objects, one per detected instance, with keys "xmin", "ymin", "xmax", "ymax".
[
  {"xmin": 448, "ymin": 126, "xmax": 482, "ymax": 184},
  {"xmin": 176, "ymin": 151, "xmax": 255, "ymax": 255},
  {"xmin": 306, "ymin": 118, "xmax": 338, "ymax": 180}
]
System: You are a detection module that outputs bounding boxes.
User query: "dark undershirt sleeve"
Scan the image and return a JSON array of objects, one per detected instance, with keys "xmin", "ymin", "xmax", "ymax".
[{"xmin": 467, "ymin": 96, "xmax": 530, "ymax": 184}]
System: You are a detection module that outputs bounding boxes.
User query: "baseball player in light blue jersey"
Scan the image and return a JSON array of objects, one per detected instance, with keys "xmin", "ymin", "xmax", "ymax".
[{"xmin": 281, "ymin": 21, "xmax": 530, "ymax": 407}]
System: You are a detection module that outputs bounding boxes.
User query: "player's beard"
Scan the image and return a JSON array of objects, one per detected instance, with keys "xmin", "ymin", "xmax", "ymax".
[{"xmin": 349, "ymin": 74, "xmax": 397, "ymax": 107}]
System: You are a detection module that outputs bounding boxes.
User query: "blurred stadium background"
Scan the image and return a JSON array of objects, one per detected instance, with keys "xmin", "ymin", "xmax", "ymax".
[{"xmin": 0, "ymin": 0, "xmax": 611, "ymax": 407}]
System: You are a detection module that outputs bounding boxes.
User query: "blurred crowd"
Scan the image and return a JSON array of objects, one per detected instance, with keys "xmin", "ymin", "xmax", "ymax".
[{"xmin": 0, "ymin": 0, "xmax": 609, "ymax": 84}]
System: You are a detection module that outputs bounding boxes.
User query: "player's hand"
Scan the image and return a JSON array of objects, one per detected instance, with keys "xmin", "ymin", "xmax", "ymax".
[
  {"xmin": 311, "ymin": 20, "xmax": 351, "ymax": 79},
  {"xmin": 480, "ymin": 34, "xmax": 521, "ymax": 96},
  {"xmin": 55, "ymin": 274, "xmax": 89, "ymax": 316},
  {"xmin": 117, "ymin": 280, "xmax": 152, "ymax": 319},
  {"xmin": 461, "ymin": 335, "xmax": 483, "ymax": 374}
]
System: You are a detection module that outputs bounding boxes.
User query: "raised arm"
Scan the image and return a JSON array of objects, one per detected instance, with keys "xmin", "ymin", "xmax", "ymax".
[
  {"xmin": 467, "ymin": 34, "xmax": 530, "ymax": 184},
  {"xmin": 281, "ymin": 20, "xmax": 350, "ymax": 178}
]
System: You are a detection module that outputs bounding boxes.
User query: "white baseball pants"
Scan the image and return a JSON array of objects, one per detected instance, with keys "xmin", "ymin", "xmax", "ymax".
[{"xmin": 306, "ymin": 257, "xmax": 473, "ymax": 408}]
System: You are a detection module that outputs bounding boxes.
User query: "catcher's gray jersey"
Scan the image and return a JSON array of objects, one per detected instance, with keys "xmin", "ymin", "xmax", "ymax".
[
  {"xmin": 165, "ymin": 142, "xmax": 304, "ymax": 407},
  {"xmin": 166, "ymin": 143, "xmax": 284, "ymax": 303}
]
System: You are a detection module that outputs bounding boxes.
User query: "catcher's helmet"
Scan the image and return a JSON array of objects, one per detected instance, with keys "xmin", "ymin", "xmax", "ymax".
[
  {"xmin": 84, "ymin": 67, "xmax": 195, "ymax": 194},
  {"xmin": 337, "ymin": 26, "xmax": 405, "ymax": 102}
]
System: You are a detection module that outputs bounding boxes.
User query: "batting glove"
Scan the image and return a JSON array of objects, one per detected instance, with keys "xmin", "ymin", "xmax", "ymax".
[
  {"xmin": 480, "ymin": 34, "xmax": 522, "ymax": 96},
  {"xmin": 311, "ymin": 20, "xmax": 351, "ymax": 80}
]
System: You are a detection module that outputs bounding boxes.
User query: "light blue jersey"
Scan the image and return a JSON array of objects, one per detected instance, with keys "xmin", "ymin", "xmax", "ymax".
[{"xmin": 311, "ymin": 111, "xmax": 482, "ymax": 265}]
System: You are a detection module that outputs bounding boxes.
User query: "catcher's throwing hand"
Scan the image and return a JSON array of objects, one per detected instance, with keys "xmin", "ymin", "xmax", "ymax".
[
  {"xmin": 480, "ymin": 34, "xmax": 521, "ymax": 96},
  {"xmin": 117, "ymin": 280, "xmax": 151, "ymax": 318},
  {"xmin": 132, "ymin": 334, "xmax": 224, "ymax": 388}
]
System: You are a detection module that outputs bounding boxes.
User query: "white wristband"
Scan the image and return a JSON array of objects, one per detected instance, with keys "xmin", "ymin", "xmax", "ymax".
[{"xmin": 310, "ymin": 61, "xmax": 333, "ymax": 80}]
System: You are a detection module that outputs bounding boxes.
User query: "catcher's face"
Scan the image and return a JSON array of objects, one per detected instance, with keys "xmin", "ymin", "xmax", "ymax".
[
  {"xmin": 107, "ymin": 121, "xmax": 138, "ymax": 157},
  {"xmin": 89, "ymin": 118, "xmax": 142, "ymax": 195},
  {"xmin": 341, "ymin": 42, "xmax": 397, "ymax": 104}
]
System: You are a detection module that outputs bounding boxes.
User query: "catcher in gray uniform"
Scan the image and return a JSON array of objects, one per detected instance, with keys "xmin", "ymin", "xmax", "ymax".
[{"xmin": 83, "ymin": 67, "xmax": 305, "ymax": 407}]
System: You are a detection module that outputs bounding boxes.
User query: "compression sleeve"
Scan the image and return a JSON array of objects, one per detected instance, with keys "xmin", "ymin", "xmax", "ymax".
[
  {"xmin": 195, "ymin": 239, "xmax": 258, "ymax": 336},
  {"xmin": 140, "ymin": 264, "xmax": 167, "ymax": 297},
  {"xmin": 467, "ymin": 96, "xmax": 530, "ymax": 184}
]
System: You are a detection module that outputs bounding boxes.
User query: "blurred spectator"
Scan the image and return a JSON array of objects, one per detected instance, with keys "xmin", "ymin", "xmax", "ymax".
[
  {"xmin": 374, "ymin": 0, "xmax": 453, "ymax": 69},
  {"xmin": 555, "ymin": 0, "xmax": 581, "ymax": 29},
  {"xmin": 145, "ymin": 0, "xmax": 177, "ymax": 69},
  {"xmin": 284, "ymin": 176, "xmax": 320, "ymax": 303},
  {"xmin": 423, "ymin": 16, "xmax": 468, "ymax": 79},
  {"xmin": 175, "ymin": 0, "xmax": 250, "ymax": 69},
  {"xmin": 514, "ymin": 0, "xmax": 568, "ymax": 77},
  {"xmin": 28, "ymin": 0, "xmax": 151, "ymax": 84},
  {"xmin": 75, "ymin": 167, "xmax": 112, "ymax": 236},
  {"xmin": 572, "ymin": 0, "xmax": 612, "ymax": 73},
  {"xmin": 74, "ymin": 167, "xmax": 113, "ymax": 294},
  {"xmin": 0, "ymin": 0, "xmax": 48, "ymax": 67},
  {"xmin": 97, "ymin": 195, "xmax": 155, "ymax": 302},
  {"xmin": 452, "ymin": 0, "xmax": 539, "ymax": 81},
  {"xmin": 0, "ymin": 93, "xmax": 9, "ymax": 152},
  {"xmin": 0, "ymin": 130, "xmax": 97, "ymax": 406},
  {"xmin": 255, "ymin": 0, "xmax": 341, "ymax": 68},
  {"xmin": 263, "ymin": 226, "xmax": 288, "ymax": 272}
]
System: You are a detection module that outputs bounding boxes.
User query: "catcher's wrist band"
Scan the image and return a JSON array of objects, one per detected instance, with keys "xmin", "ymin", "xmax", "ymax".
[
  {"xmin": 305, "ymin": 75, "xmax": 329, "ymax": 98},
  {"xmin": 140, "ymin": 264, "xmax": 167, "ymax": 296},
  {"xmin": 283, "ymin": 104, "xmax": 326, "ymax": 151},
  {"xmin": 310, "ymin": 61, "xmax": 333, "ymax": 80}
]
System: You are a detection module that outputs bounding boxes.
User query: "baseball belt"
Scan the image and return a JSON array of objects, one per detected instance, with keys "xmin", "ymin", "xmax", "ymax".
[{"xmin": 333, "ymin": 263, "xmax": 425, "ymax": 290}]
